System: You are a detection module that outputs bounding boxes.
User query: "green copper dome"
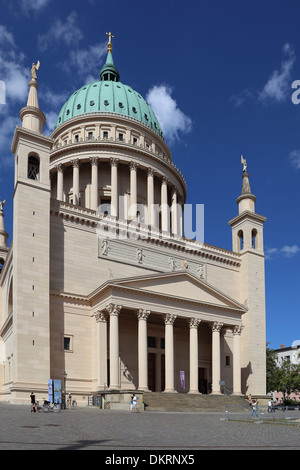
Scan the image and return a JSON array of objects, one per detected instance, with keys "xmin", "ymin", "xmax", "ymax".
[{"xmin": 54, "ymin": 51, "xmax": 164, "ymax": 139}]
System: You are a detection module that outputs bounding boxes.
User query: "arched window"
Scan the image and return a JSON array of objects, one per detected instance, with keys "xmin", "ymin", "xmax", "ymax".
[
  {"xmin": 28, "ymin": 155, "xmax": 40, "ymax": 181},
  {"xmin": 237, "ymin": 230, "xmax": 244, "ymax": 251},
  {"xmin": 252, "ymin": 229, "xmax": 258, "ymax": 249}
]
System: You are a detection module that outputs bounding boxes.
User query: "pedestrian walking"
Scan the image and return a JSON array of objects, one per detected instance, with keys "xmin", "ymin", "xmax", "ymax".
[
  {"xmin": 268, "ymin": 399, "xmax": 272, "ymax": 413},
  {"xmin": 131, "ymin": 394, "xmax": 140, "ymax": 413},
  {"xmin": 250, "ymin": 399, "xmax": 259, "ymax": 418},
  {"xmin": 30, "ymin": 392, "xmax": 37, "ymax": 413}
]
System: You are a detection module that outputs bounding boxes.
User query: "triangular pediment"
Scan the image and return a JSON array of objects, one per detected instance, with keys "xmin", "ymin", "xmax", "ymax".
[{"xmin": 105, "ymin": 271, "xmax": 246, "ymax": 313}]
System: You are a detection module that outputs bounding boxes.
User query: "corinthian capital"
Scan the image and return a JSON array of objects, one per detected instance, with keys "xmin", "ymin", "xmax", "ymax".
[
  {"xmin": 137, "ymin": 309, "xmax": 150, "ymax": 321},
  {"xmin": 189, "ymin": 318, "xmax": 201, "ymax": 329},
  {"xmin": 110, "ymin": 157, "xmax": 119, "ymax": 167},
  {"xmin": 95, "ymin": 310, "xmax": 107, "ymax": 323},
  {"xmin": 164, "ymin": 313, "xmax": 177, "ymax": 325},
  {"xmin": 211, "ymin": 322, "xmax": 223, "ymax": 332},
  {"xmin": 106, "ymin": 303, "xmax": 122, "ymax": 316}
]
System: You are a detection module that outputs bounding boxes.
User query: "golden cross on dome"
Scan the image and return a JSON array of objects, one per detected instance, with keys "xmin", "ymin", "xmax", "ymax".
[{"xmin": 106, "ymin": 31, "xmax": 114, "ymax": 52}]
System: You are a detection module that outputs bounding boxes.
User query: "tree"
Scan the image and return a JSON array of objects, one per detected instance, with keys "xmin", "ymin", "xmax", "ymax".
[{"xmin": 266, "ymin": 344, "xmax": 300, "ymax": 401}]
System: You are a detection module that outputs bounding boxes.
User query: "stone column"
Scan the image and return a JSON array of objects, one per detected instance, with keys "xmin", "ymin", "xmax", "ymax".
[
  {"xmin": 188, "ymin": 318, "xmax": 201, "ymax": 394},
  {"xmin": 129, "ymin": 162, "xmax": 138, "ymax": 219},
  {"xmin": 110, "ymin": 158, "xmax": 119, "ymax": 217},
  {"xmin": 171, "ymin": 188, "xmax": 178, "ymax": 235},
  {"xmin": 161, "ymin": 176, "xmax": 169, "ymax": 232},
  {"xmin": 95, "ymin": 310, "xmax": 107, "ymax": 390},
  {"xmin": 232, "ymin": 325, "xmax": 243, "ymax": 395},
  {"xmin": 137, "ymin": 309, "xmax": 150, "ymax": 391},
  {"xmin": 56, "ymin": 164, "xmax": 64, "ymax": 201},
  {"xmin": 90, "ymin": 157, "xmax": 99, "ymax": 211},
  {"xmin": 211, "ymin": 322, "xmax": 223, "ymax": 395},
  {"xmin": 72, "ymin": 159, "xmax": 80, "ymax": 205},
  {"xmin": 164, "ymin": 313, "xmax": 177, "ymax": 392},
  {"xmin": 147, "ymin": 168, "xmax": 155, "ymax": 226},
  {"xmin": 107, "ymin": 303, "xmax": 122, "ymax": 390}
]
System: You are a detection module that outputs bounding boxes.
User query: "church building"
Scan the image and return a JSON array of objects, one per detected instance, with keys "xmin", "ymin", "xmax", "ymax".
[{"xmin": 0, "ymin": 34, "xmax": 267, "ymax": 405}]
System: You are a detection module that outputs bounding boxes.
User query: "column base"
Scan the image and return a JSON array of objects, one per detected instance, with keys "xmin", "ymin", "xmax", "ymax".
[
  {"xmin": 163, "ymin": 389, "xmax": 177, "ymax": 393},
  {"xmin": 211, "ymin": 391, "xmax": 222, "ymax": 395},
  {"xmin": 138, "ymin": 387, "xmax": 150, "ymax": 392},
  {"xmin": 188, "ymin": 390, "xmax": 200, "ymax": 394}
]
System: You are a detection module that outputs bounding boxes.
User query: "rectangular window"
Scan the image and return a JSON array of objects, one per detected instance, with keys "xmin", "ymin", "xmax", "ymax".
[
  {"xmin": 88, "ymin": 132, "xmax": 93, "ymax": 140},
  {"xmin": 103, "ymin": 131, "xmax": 108, "ymax": 139},
  {"xmin": 64, "ymin": 335, "xmax": 73, "ymax": 352},
  {"xmin": 75, "ymin": 135, "xmax": 79, "ymax": 142},
  {"xmin": 225, "ymin": 355, "xmax": 231, "ymax": 367},
  {"xmin": 118, "ymin": 133, "xmax": 124, "ymax": 141},
  {"xmin": 64, "ymin": 337, "xmax": 71, "ymax": 350},
  {"xmin": 148, "ymin": 336, "xmax": 156, "ymax": 348}
]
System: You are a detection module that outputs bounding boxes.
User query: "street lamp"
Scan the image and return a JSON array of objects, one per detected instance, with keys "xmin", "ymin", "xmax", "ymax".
[{"xmin": 62, "ymin": 371, "xmax": 67, "ymax": 409}]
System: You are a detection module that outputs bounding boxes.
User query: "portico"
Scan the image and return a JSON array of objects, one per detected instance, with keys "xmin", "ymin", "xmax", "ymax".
[{"xmin": 92, "ymin": 271, "xmax": 246, "ymax": 396}]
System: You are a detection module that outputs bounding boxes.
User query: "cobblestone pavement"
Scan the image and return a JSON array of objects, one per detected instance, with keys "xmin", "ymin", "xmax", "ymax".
[{"xmin": 0, "ymin": 403, "xmax": 299, "ymax": 452}]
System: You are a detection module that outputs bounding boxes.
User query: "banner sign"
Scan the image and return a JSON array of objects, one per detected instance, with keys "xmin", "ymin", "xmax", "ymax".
[
  {"xmin": 53, "ymin": 379, "xmax": 62, "ymax": 404},
  {"xmin": 180, "ymin": 371, "xmax": 185, "ymax": 390}
]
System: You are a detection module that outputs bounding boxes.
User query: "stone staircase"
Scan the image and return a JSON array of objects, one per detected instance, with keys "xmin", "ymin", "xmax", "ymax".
[{"xmin": 142, "ymin": 392, "xmax": 249, "ymax": 412}]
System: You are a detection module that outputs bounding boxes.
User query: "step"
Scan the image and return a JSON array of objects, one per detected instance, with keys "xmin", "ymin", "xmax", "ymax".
[{"xmin": 142, "ymin": 392, "xmax": 248, "ymax": 412}]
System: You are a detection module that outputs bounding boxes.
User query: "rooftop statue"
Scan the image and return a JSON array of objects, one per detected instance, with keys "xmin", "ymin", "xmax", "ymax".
[
  {"xmin": 30, "ymin": 60, "xmax": 40, "ymax": 81},
  {"xmin": 241, "ymin": 155, "xmax": 247, "ymax": 173}
]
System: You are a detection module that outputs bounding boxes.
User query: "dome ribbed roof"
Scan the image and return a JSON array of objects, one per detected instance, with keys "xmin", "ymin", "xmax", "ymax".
[{"xmin": 54, "ymin": 80, "xmax": 164, "ymax": 138}]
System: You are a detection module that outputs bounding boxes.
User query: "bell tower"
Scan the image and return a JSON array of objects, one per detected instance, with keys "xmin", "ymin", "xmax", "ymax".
[
  {"xmin": 228, "ymin": 156, "xmax": 267, "ymax": 397},
  {"xmin": 10, "ymin": 61, "xmax": 53, "ymax": 402}
]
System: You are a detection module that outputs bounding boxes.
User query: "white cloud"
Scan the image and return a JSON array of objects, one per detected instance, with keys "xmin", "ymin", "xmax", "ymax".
[
  {"xmin": 146, "ymin": 84, "xmax": 192, "ymax": 143},
  {"xmin": 265, "ymin": 247, "xmax": 278, "ymax": 260},
  {"xmin": 230, "ymin": 89, "xmax": 255, "ymax": 107},
  {"xmin": 259, "ymin": 43, "xmax": 295, "ymax": 103},
  {"xmin": 231, "ymin": 43, "xmax": 296, "ymax": 106},
  {"xmin": 281, "ymin": 245, "xmax": 300, "ymax": 257},
  {"xmin": 66, "ymin": 42, "xmax": 107, "ymax": 81},
  {"xmin": 44, "ymin": 110, "xmax": 58, "ymax": 136},
  {"xmin": 265, "ymin": 245, "xmax": 300, "ymax": 259},
  {"xmin": 38, "ymin": 11, "xmax": 84, "ymax": 51},
  {"xmin": 0, "ymin": 25, "xmax": 29, "ymax": 103},
  {"xmin": 19, "ymin": 0, "xmax": 51, "ymax": 13},
  {"xmin": 289, "ymin": 150, "xmax": 300, "ymax": 170},
  {"xmin": 0, "ymin": 25, "xmax": 15, "ymax": 47}
]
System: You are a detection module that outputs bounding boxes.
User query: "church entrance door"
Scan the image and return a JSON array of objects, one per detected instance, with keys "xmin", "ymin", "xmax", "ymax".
[{"xmin": 198, "ymin": 367, "xmax": 207, "ymax": 394}]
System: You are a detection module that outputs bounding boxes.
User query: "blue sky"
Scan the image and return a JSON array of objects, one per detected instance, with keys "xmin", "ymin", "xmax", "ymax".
[{"xmin": 0, "ymin": 0, "xmax": 299, "ymax": 349}]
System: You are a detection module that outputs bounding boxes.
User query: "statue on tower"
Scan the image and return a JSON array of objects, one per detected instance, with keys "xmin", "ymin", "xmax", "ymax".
[
  {"xmin": 0, "ymin": 200, "xmax": 5, "ymax": 212},
  {"xmin": 30, "ymin": 60, "xmax": 40, "ymax": 81},
  {"xmin": 241, "ymin": 155, "xmax": 247, "ymax": 173}
]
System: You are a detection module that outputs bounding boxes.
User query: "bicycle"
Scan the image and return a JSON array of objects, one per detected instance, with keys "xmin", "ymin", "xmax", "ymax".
[
  {"xmin": 35, "ymin": 401, "xmax": 43, "ymax": 413},
  {"xmin": 67, "ymin": 396, "xmax": 77, "ymax": 409},
  {"xmin": 41, "ymin": 399, "xmax": 61, "ymax": 413},
  {"xmin": 71, "ymin": 398, "xmax": 77, "ymax": 408}
]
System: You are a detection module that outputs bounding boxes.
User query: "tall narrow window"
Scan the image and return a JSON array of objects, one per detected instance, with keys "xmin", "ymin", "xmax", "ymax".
[
  {"xmin": 252, "ymin": 229, "xmax": 258, "ymax": 249},
  {"xmin": 28, "ymin": 156, "xmax": 40, "ymax": 181},
  {"xmin": 238, "ymin": 230, "xmax": 244, "ymax": 251}
]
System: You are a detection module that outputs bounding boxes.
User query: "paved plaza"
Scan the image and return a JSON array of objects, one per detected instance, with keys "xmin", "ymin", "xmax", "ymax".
[{"xmin": 0, "ymin": 403, "xmax": 299, "ymax": 452}]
